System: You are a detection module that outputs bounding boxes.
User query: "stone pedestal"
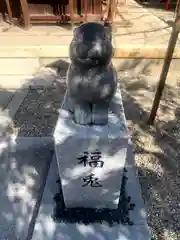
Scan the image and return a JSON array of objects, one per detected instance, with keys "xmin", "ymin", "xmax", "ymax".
[{"xmin": 53, "ymin": 89, "xmax": 129, "ymax": 209}]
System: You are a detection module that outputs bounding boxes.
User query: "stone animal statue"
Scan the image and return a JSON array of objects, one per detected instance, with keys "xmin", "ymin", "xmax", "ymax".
[{"xmin": 66, "ymin": 22, "xmax": 117, "ymax": 125}]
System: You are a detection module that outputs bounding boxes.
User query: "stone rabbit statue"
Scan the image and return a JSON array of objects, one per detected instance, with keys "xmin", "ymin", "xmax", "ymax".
[{"xmin": 67, "ymin": 22, "xmax": 117, "ymax": 125}]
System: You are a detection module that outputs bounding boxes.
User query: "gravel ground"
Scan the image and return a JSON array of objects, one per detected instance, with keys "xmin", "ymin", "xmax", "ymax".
[
  {"xmin": 13, "ymin": 71, "xmax": 180, "ymax": 239},
  {"xmin": 14, "ymin": 80, "xmax": 66, "ymax": 137},
  {"xmin": 121, "ymin": 74, "xmax": 180, "ymax": 240}
]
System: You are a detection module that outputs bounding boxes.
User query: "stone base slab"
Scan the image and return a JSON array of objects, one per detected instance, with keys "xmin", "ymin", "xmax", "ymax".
[{"xmin": 31, "ymin": 143, "xmax": 151, "ymax": 240}]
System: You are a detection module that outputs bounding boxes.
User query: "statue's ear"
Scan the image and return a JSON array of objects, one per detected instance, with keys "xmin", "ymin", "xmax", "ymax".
[
  {"xmin": 104, "ymin": 24, "xmax": 112, "ymax": 41},
  {"xmin": 73, "ymin": 27, "xmax": 78, "ymax": 36}
]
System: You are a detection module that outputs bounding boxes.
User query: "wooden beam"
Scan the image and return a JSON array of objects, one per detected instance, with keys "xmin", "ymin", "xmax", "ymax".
[
  {"xmin": 20, "ymin": 0, "xmax": 31, "ymax": 29},
  {"xmin": 5, "ymin": 0, "xmax": 12, "ymax": 22}
]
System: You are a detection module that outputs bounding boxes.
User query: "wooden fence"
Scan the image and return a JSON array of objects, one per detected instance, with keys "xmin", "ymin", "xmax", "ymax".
[{"xmin": 1, "ymin": 0, "xmax": 118, "ymax": 28}]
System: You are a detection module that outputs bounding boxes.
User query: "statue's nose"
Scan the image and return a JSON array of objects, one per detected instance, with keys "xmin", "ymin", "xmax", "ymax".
[
  {"xmin": 94, "ymin": 42, "xmax": 101, "ymax": 53},
  {"xmin": 76, "ymin": 41, "xmax": 102, "ymax": 59},
  {"xmin": 88, "ymin": 42, "xmax": 102, "ymax": 58}
]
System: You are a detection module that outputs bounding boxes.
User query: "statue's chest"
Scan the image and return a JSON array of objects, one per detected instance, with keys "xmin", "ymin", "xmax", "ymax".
[{"xmin": 76, "ymin": 67, "xmax": 104, "ymax": 80}]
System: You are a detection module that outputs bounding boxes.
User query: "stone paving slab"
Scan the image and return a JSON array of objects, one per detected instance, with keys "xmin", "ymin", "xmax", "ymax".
[
  {"xmin": 0, "ymin": 76, "xmax": 32, "ymax": 89},
  {"xmin": 31, "ymin": 142, "xmax": 150, "ymax": 240},
  {"xmin": 0, "ymin": 58, "xmax": 40, "ymax": 75},
  {"xmin": 0, "ymin": 90, "xmax": 14, "ymax": 110},
  {"xmin": 125, "ymin": 142, "xmax": 147, "ymax": 226},
  {"xmin": 0, "ymin": 88, "xmax": 29, "ymax": 139},
  {"xmin": 0, "ymin": 67, "xmax": 60, "ymax": 89},
  {"xmin": 7, "ymin": 89, "xmax": 29, "ymax": 119},
  {"xmin": 0, "ymin": 0, "xmax": 179, "ymax": 59},
  {"xmin": 0, "ymin": 137, "xmax": 53, "ymax": 240}
]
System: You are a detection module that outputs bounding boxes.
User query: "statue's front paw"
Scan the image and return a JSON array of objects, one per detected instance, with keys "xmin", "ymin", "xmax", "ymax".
[
  {"xmin": 92, "ymin": 103, "xmax": 109, "ymax": 125},
  {"xmin": 74, "ymin": 103, "xmax": 91, "ymax": 125}
]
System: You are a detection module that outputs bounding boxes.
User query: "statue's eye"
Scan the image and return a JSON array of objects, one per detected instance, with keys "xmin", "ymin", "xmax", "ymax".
[{"xmin": 74, "ymin": 33, "xmax": 83, "ymax": 42}]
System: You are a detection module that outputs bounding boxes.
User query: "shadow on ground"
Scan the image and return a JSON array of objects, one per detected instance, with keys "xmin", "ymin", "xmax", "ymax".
[
  {"xmin": 117, "ymin": 58, "xmax": 180, "ymax": 239},
  {"xmin": 0, "ymin": 58, "xmax": 180, "ymax": 239},
  {"xmin": 0, "ymin": 59, "xmax": 68, "ymax": 239}
]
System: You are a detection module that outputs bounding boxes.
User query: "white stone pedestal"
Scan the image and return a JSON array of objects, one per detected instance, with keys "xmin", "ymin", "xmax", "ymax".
[{"xmin": 53, "ymin": 89, "xmax": 129, "ymax": 209}]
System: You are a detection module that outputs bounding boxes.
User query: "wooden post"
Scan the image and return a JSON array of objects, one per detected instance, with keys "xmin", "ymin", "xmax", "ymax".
[
  {"xmin": 69, "ymin": 0, "xmax": 74, "ymax": 24},
  {"xmin": 5, "ymin": 0, "xmax": 13, "ymax": 23},
  {"xmin": 19, "ymin": 0, "xmax": 30, "ymax": 29},
  {"xmin": 147, "ymin": 0, "xmax": 180, "ymax": 125},
  {"xmin": 84, "ymin": 0, "xmax": 88, "ymax": 22}
]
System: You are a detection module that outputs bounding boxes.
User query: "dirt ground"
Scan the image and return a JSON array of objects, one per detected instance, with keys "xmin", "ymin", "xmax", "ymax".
[
  {"xmin": 121, "ymin": 74, "xmax": 180, "ymax": 240},
  {"xmin": 11, "ymin": 61, "xmax": 180, "ymax": 239}
]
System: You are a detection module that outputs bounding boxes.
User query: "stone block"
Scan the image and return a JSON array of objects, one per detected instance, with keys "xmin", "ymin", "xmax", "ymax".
[
  {"xmin": 0, "ymin": 58, "xmax": 39, "ymax": 75},
  {"xmin": 53, "ymin": 89, "xmax": 129, "ymax": 209}
]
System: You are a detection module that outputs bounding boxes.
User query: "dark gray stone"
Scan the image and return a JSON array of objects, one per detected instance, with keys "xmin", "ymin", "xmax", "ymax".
[
  {"xmin": 92, "ymin": 102, "xmax": 109, "ymax": 125},
  {"xmin": 57, "ymin": 89, "xmax": 128, "ymax": 139},
  {"xmin": 69, "ymin": 23, "xmax": 113, "ymax": 69},
  {"xmin": 66, "ymin": 22, "xmax": 117, "ymax": 125},
  {"xmin": 67, "ymin": 64, "xmax": 117, "ymax": 105},
  {"xmin": 65, "ymin": 92, "xmax": 75, "ymax": 114}
]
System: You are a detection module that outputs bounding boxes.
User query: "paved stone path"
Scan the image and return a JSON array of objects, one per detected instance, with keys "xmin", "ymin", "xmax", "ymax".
[
  {"xmin": 0, "ymin": 0, "xmax": 179, "ymax": 60},
  {"xmin": 0, "ymin": 137, "xmax": 53, "ymax": 240}
]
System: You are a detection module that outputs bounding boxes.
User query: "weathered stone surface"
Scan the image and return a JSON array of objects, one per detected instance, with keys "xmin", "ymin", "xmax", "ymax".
[
  {"xmin": 74, "ymin": 102, "xmax": 92, "ymax": 125},
  {"xmin": 54, "ymin": 89, "xmax": 129, "ymax": 209},
  {"xmin": 66, "ymin": 23, "xmax": 117, "ymax": 126},
  {"xmin": 125, "ymin": 143, "xmax": 148, "ymax": 226},
  {"xmin": 67, "ymin": 64, "xmax": 117, "ymax": 106}
]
